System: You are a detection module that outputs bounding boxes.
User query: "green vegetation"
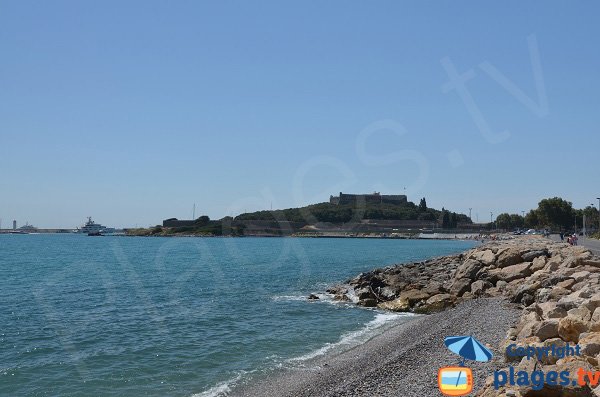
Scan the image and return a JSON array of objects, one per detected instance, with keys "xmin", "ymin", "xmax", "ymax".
[
  {"xmin": 234, "ymin": 199, "xmax": 471, "ymax": 227},
  {"xmin": 128, "ymin": 216, "xmax": 246, "ymax": 237},
  {"xmin": 495, "ymin": 213, "xmax": 525, "ymax": 230},
  {"xmin": 521, "ymin": 197, "xmax": 599, "ymax": 232}
]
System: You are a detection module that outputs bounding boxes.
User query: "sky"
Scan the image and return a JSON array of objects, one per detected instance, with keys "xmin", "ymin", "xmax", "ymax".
[{"xmin": 1, "ymin": 1, "xmax": 599, "ymax": 228}]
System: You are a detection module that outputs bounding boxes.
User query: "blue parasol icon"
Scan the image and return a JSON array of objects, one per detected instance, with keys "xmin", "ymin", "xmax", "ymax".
[{"xmin": 444, "ymin": 335, "xmax": 493, "ymax": 365}]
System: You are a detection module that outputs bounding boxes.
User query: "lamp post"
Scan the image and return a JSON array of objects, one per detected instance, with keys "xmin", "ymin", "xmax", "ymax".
[{"xmin": 597, "ymin": 198, "xmax": 600, "ymax": 234}]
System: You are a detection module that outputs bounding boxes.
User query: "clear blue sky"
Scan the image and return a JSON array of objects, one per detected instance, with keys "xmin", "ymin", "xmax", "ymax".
[{"xmin": 1, "ymin": 1, "xmax": 599, "ymax": 228}]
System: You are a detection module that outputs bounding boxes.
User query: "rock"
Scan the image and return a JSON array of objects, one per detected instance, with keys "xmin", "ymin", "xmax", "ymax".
[
  {"xmin": 538, "ymin": 301, "xmax": 568, "ymax": 319},
  {"xmin": 593, "ymin": 307, "xmax": 600, "ymax": 323},
  {"xmin": 450, "ymin": 278, "xmax": 472, "ymax": 297},
  {"xmin": 307, "ymin": 293, "xmax": 319, "ymax": 300},
  {"xmin": 556, "ymin": 278, "xmax": 576, "ymax": 290},
  {"xmin": 472, "ymin": 249, "xmax": 496, "ymax": 266},
  {"xmin": 572, "ymin": 270, "xmax": 592, "ymax": 282},
  {"xmin": 378, "ymin": 286, "xmax": 397, "ymax": 300},
  {"xmin": 516, "ymin": 311, "xmax": 541, "ymax": 338},
  {"xmin": 496, "ymin": 248, "xmax": 524, "ymax": 268},
  {"xmin": 558, "ymin": 315, "xmax": 589, "ymax": 342},
  {"xmin": 568, "ymin": 306, "xmax": 592, "ymax": 322},
  {"xmin": 326, "ymin": 285, "xmax": 347, "ymax": 295},
  {"xmin": 583, "ymin": 259, "xmax": 600, "ymax": 268},
  {"xmin": 558, "ymin": 294, "xmax": 586, "ymax": 311},
  {"xmin": 414, "ymin": 293, "xmax": 455, "ymax": 313},
  {"xmin": 549, "ymin": 287, "xmax": 571, "ymax": 301},
  {"xmin": 357, "ymin": 298, "xmax": 377, "ymax": 307},
  {"xmin": 491, "ymin": 262, "xmax": 533, "ymax": 282},
  {"xmin": 398, "ymin": 289, "xmax": 430, "ymax": 305},
  {"xmin": 471, "ymin": 280, "xmax": 492, "ymax": 297},
  {"xmin": 533, "ymin": 319, "xmax": 560, "ymax": 341},
  {"xmin": 563, "ymin": 255, "xmax": 583, "ymax": 268},
  {"xmin": 512, "ymin": 282, "xmax": 541, "ymax": 304},
  {"xmin": 579, "ymin": 333, "xmax": 600, "ymax": 357},
  {"xmin": 422, "ymin": 282, "xmax": 444, "ymax": 296},
  {"xmin": 377, "ymin": 297, "xmax": 410, "ymax": 312},
  {"xmin": 334, "ymin": 293, "xmax": 350, "ymax": 302},
  {"xmin": 530, "ymin": 256, "xmax": 547, "ymax": 272},
  {"xmin": 544, "ymin": 256, "xmax": 563, "ymax": 272},
  {"xmin": 355, "ymin": 287, "xmax": 375, "ymax": 300},
  {"xmin": 454, "ymin": 259, "xmax": 483, "ymax": 280},
  {"xmin": 521, "ymin": 293, "xmax": 535, "ymax": 307},
  {"xmin": 521, "ymin": 249, "xmax": 548, "ymax": 262}
]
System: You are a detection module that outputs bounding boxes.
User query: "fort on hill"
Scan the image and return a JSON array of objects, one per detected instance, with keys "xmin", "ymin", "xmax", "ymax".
[{"xmin": 329, "ymin": 192, "xmax": 407, "ymax": 205}]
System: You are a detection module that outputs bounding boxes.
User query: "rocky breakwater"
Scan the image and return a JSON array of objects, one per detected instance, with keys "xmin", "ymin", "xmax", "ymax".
[{"xmin": 327, "ymin": 237, "xmax": 600, "ymax": 396}]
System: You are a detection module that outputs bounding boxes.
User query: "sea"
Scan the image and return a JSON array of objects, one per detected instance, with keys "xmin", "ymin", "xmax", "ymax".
[{"xmin": 0, "ymin": 234, "xmax": 477, "ymax": 396}]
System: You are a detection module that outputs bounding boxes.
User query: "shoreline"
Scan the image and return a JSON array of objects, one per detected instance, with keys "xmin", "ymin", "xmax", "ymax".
[
  {"xmin": 230, "ymin": 236, "xmax": 600, "ymax": 396},
  {"xmin": 228, "ymin": 298, "xmax": 520, "ymax": 397}
]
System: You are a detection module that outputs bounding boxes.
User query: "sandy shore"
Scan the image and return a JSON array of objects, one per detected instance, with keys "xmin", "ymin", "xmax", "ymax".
[{"xmin": 230, "ymin": 297, "xmax": 519, "ymax": 397}]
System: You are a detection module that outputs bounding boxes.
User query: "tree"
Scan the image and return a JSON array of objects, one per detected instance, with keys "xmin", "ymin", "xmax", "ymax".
[
  {"xmin": 536, "ymin": 197, "xmax": 574, "ymax": 231},
  {"xmin": 195, "ymin": 215, "xmax": 210, "ymax": 226},
  {"xmin": 509, "ymin": 214, "xmax": 525, "ymax": 229},
  {"xmin": 419, "ymin": 197, "xmax": 427, "ymax": 212},
  {"xmin": 524, "ymin": 209, "xmax": 539, "ymax": 228},
  {"xmin": 496, "ymin": 213, "xmax": 512, "ymax": 230},
  {"xmin": 582, "ymin": 206, "xmax": 599, "ymax": 231},
  {"xmin": 449, "ymin": 212, "xmax": 458, "ymax": 229}
]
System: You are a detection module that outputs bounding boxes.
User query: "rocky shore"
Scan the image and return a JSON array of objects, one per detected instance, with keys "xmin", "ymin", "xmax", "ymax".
[{"xmin": 327, "ymin": 236, "xmax": 600, "ymax": 396}]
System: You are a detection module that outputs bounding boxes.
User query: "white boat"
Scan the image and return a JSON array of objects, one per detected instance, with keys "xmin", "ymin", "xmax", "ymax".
[{"xmin": 79, "ymin": 217, "xmax": 108, "ymax": 235}]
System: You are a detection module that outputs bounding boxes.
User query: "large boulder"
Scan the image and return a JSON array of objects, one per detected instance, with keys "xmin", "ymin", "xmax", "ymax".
[
  {"xmin": 537, "ymin": 301, "xmax": 568, "ymax": 319},
  {"xmin": 496, "ymin": 248, "xmax": 524, "ymax": 268},
  {"xmin": 579, "ymin": 332, "xmax": 600, "ymax": 357},
  {"xmin": 491, "ymin": 262, "xmax": 533, "ymax": 282},
  {"xmin": 414, "ymin": 293, "xmax": 455, "ymax": 313},
  {"xmin": 558, "ymin": 315, "xmax": 589, "ymax": 342},
  {"xmin": 521, "ymin": 249, "xmax": 548, "ymax": 262},
  {"xmin": 533, "ymin": 319, "xmax": 560, "ymax": 341},
  {"xmin": 449, "ymin": 278, "xmax": 472, "ymax": 297},
  {"xmin": 398, "ymin": 289, "xmax": 430, "ymax": 305},
  {"xmin": 471, "ymin": 280, "xmax": 492, "ymax": 297},
  {"xmin": 471, "ymin": 249, "xmax": 496, "ymax": 266},
  {"xmin": 454, "ymin": 259, "xmax": 483, "ymax": 280},
  {"xmin": 377, "ymin": 297, "xmax": 410, "ymax": 312}
]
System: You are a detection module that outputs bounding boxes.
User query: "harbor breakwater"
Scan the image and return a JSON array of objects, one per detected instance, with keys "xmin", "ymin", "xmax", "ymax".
[{"xmin": 328, "ymin": 236, "xmax": 600, "ymax": 396}]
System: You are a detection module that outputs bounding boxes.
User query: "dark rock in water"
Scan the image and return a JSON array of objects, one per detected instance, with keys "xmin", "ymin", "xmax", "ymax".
[
  {"xmin": 378, "ymin": 286, "xmax": 398, "ymax": 300},
  {"xmin": 355, "ymin": 287, "xmax": 376, "ymax": 300},
  {"xmin": 357, "ymin": 298, "xmax": 377, "ymax": 307},
  {"xmin": 308, "ymin": 294, "xmax": 320, "ymax": 300},
  {"xmin": 334, "ymin": 294, "xmax": 350, "ymax": 302},
  {"xmin": 326, "ymin": 285, "xmax": 348, "ymax": 295}
]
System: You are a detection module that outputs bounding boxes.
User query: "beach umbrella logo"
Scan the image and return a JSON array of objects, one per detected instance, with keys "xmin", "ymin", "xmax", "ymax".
[
  {"xmin": 438, "ymin": 336, "xmax": 493, "ymax": 396},
  {"xmin": 444, "ymin": 335, "xmax": 493, "ymax": 364}
]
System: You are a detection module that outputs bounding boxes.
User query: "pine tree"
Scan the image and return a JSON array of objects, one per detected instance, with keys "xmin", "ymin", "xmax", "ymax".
[{"xmin": 419, "ymin": 197, "xmax": 427, "ymax": 211}]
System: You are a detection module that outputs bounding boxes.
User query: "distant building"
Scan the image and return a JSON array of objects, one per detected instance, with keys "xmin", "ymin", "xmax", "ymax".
[
  {"xmin": 162, "ymin": 218, "xmax": 197, "ymax": 228},
  {"xmin": 329, "ymin": 192, "xmax": 407, "ymax": 205},
  {"xmin": 12, "ymin": 220, "xmax": 16, "ymax": 230}
]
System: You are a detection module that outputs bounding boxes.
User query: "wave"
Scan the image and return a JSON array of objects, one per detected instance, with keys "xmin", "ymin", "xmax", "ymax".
[
  {"xmin": 286, "ymin": 311, "xmax": 411, "ymax": 364},
  {"xmin": 193, "ymin": 304, "xmax": 412, "ymax": 396},
  {"xmin": 270, "ymin": 293, "xmax": 345, "ymax": 305},
  {"xmin": 190, "ymin": 371, "xmax": 248, "ymax": 397}
]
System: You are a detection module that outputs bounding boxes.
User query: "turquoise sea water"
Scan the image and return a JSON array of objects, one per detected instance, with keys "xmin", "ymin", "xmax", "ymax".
[{"xmin": 0, "ymin": 235, "xmax": 476, "ymax": 396}]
